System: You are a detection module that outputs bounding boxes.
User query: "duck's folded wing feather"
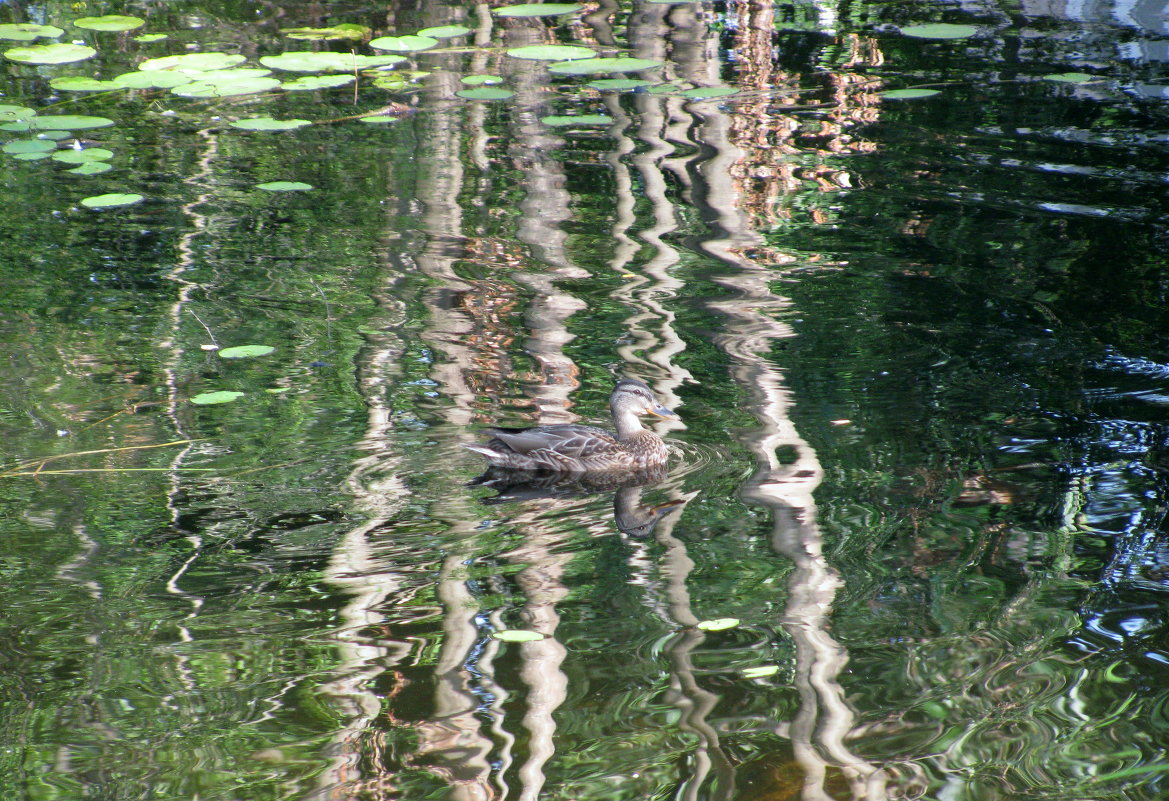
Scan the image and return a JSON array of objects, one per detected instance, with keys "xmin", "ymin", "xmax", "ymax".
[{"xmin": 487, "ymin": 425, "xmax": 620, "ymax": 459}]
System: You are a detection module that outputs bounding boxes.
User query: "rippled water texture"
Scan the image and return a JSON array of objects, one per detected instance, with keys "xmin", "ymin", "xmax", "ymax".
[{"xmin": 1, "ymin": 1, "xmax": 1169, "ymax": 800}]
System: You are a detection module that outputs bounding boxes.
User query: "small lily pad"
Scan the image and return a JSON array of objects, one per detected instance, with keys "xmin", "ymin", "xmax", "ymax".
[
  {"xmin": 24, "ymin": 115, "xmax": 116, "ymax": 131},
  {"xmin": 3, "ymin": 139, "xmax": 56, "ymax": 155},
  {"xmin": 541, "ymin": 114, "xmax": 612, "ymax": 126},
  {"xmin": 36, "ymin": 130, "xmax": 74, "ymax": 140},
  {"xmin": 679, "ymin": 85, "xmax": 739, "ymax": 99},
  {"xmin": 257, "ymin": 181, "xmax": 313, "ymax": 191},
  {"xmin": 418, "ymin": 25, "xmax": 472, "ymax": 38},
  {"xmin": 1044, "ymin": 72, "xmax": 1096, "ymax": 83},
  {"xmin": 171, "ymin": 77, "xmax": 281, "ymax": 98},
  {"xmin": 112, "ymin": 70, "xmax": 192, "ymax": 89},
  {"xmin": 587, "ymin": 78, "xmax": 651, "ymax": 91},
  {"xmin": 74, "ymin": 15, "xmax": 145, "ymax": 32},
  {"xmin": 139, "ymin": 52, "xmax": 247, "ymax": 72},
  {"xmin": 190, "ymin": 390, "xmax": 245, "ymax": 405},
  {"xmin": 369, "ymin": 35, "xmax": 438, "ymax": 52},
  {"xmin": 492, "ymin": 629, "xmax": 545, "ymax": 642},
  {"xmin": 0, "ymin": 105, "xmax": 36, "ymax": 121},
  {"xmin": 134, "ymin": 33, "xmax": 169, "ymax": 43},
  {"xmin": 230, "ymin": 116, "xmax": 312, "ymax": 131},
  {"xmin": 548, "ymin": 57, "xmax": 663, "ymax": 75},
  {"xmin": 280, "ymin": 74, "xmax": 355, "ymax": 91},
  {"xmin": 5, "ymin": 43, "xmax": 97, "ymax": 64},
  {"xmin": 456, "ymin": 87, "xmax": 514, "ymax": 100},
  {"xmin": 194, "ymin": 67, "xmax": 274, "ymax": 83},
  {"xmin": 696, "ymin": 618, "xmax": 740, "ymax": 631},
  {"xmin": 358, "ymin": 115, "xmax": 401, "ymax": 124},
  {"xmin": 260, "ymin": 52, "xmax": 406, "ymax": 72},
  {"xmin": 52, "ymin": 147, "xmax": 114, "ymax": 163},
  {"xmin": 66, "ymin": 161, "xmax": 113, "ymax": 175},
  {"xmin": 494, "ymin": 3, "xmax": 581, "ymax": 16},
  {"xmin": 741, "ymin": 665, "xmax": 780, "ymax": 679},
  {"xmin": 0, "ymin": 24, "xmax": 64, "ymax": 41},
  {"xmin": 461, "ymin": 74, "xmax": 503, "ymax": 85},
  {"xmin": 80, "ymin": 192, "xmax": 143, "ymax": 209},
  {"xmin": 281, "ymin": 24, "xmax": 370, "ymax": 40},
  {"xmin": 219, "ymin": 345, "xmax": 275, "ymax": 359},
  {"xmin": 11, "ymin": 151, "xmax": 52, "ymax": 161},
  {"xmin": 507, "ymin": 45, "xmax": 595, "ymax": 61},
  {"xmin": 49, "ymin": 76, "xmax": 119, "ymax": 92},
  {"xmin": 880, "ymin": 88, "xmax": 940, "ymax": 99},
  {"xmin": 899, "ymin": 23, "xmax": 978, "ymax": 39}
]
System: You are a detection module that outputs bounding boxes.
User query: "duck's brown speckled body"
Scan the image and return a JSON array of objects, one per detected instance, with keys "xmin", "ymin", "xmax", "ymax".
[{"xmin": 464, "ymin": 379, "xmax": 676, "ymax": 472}]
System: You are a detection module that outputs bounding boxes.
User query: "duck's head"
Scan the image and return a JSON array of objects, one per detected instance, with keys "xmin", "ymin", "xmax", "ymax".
[{"xmin": 612, "ymin": 378, "xmax": 677, "ymax": 419}]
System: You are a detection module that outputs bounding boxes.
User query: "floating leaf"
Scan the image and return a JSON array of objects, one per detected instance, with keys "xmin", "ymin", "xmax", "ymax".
[
  {"xmin": 494, "ymin": 3, "xmax": 581, "ymax": 16},
  {"xmin": 0, "ymin": 105, "xmax": 36, "ymax": 121},
  {"xmin": 11, "ymin": 151, "xmax": 51, "ymax": 161},
  {"xmin": 219, "ymin": 345, "xmax": 275, "ymax": 359},
  {"xmin": 456, "ymin": 87, "xmax": 514, "ymax": 100},
  {"xmin": 741, "ymin": 665, "xmax": 780, "ymax": 679},
  {"xmin": 880, "ymin": 88, "xmax": 940, "ymax": 99},
  {"xmin": 0, "ymin": 24, "xmax": 64, "ymax": 41},
  {"xmin": 1044, "ymin": 72, "xmax": 1096, "ymax": 83},
  {"xmin": 282, "ymin": 24, "xmax": 370, "ymax": 40},
  {"xmin": 507, "ymin": 45, "xmax": 595, "ymax": 61},
  {"xmin": 492, "ymin": 629, "xmax": 545, "ymax": 642},
  {"xmin": 230, "ymin": 116, "xmax": 312, "ymax": 131},
  {"xmin": 171, "ymin": 77, "xmax": 281, "ymax": 97},
  {"xmin": 112, "ymin": 70, "xmax": 192, "ymax": 89},
  {"xmin": 194, "ymin": 68, "xmax": 274, "ymax": 84},
  {"xmin": 49, "ymin": 76, "xmax": 119, "ymax": 92},
  {"xmin": 548, "ymin": 57, "xmax": 663, "ymax": 75},
  {"xmin": 587, "ymin": 78, "xmax": 651, "ymax": 91},
  {"xmin": 680, "ymin": 85, "xmax": 739, "ymax": 98},
  {"xmin": 899, "ymin": 23, "xmax": 978, "ymax": 39},
  {"xmin": 257, "ymin": 181, "xmax": 313, "ymax": 191},
  {"xmin": 461, "ymin": 74, "xmax": 503, "ymax": 85},
  {"xmin": 281, "ymin": 74, "xmax": 355, "ymax": 91},
  {"xmin": 358, "ymin": 115, "xmax": 400, "ymax": 124},
  {"xmin": 36, "ymin": 130, "xmax": 73, "ymax": 140},
  {"xmin": 134, "ymin": 33, "xmax": 169, "ymax": 43},
  {"xmin": 541, "ymin": 114, "xmax": 612, "ymax": 126},
  {"xmin": 80, "ymin": 192, "xmax": 143, "ymax": 209},
  {"xmin": 52, "ymin": 147, "xmax": 113, "ymax": 163},
  {"xmin": 190, "ymin": 390, "xmax": 244, "ymax": 405},
  {"xmin": 66, "ymin": 161, "xmax": 112, "ymax": 175},
  {"xmin": 20, "ymin": 115, "xmax": 115, "ymax": 131},
  {"xmin": 74, "ymin": 15, "xmax": 145, "ymax": 32},
  {"xmin": 265, "ymin": 387, "xmax": 291, "ymax": 393},
  {"xmin": 5, "ymin": 43, "xmax": 97, "ymax": 64},
  {"xmin": 418, "ymin": 25, "xmax": 471, "ymax": 38},
  {"xmin": 260, "ymin": 51, "xmax": 405, "ymax": 72},
  {"xmin": 369, "ymin": 35, "xmax": 438, "ymax": 52},
  {"xmin": 139, "ymin": 52, "xmax": 246, "ymax": 72},
  {"xmin": 696, "ymin": 618, "xmax": 740, "ymax": 631},
  {"xmin": 3, "ymin": 139, "xmax": 56, "ymax": 155}
]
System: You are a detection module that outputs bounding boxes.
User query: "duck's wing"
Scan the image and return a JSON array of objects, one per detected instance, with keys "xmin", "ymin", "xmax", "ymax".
[{"xmin": 486, "ymin": 425, "xmax": 621, "ymax": 459}]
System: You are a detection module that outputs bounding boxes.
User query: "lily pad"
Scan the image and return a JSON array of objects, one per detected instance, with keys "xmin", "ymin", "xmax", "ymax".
[
  {"xmin": 11, "ymin": 152, "xmax": 52, "ymax": 161},
  {"xmin": 461, "ymin": 74, "xmax": 503, "ymax": 85},
  {"xmin": 369, "ymin": 35, "xmax": 439, "ymax": 52},
  {"xmin": 5, "ymin": 43, "xmax": 97, "ymax": 64},
  {"xmin": 171, "ymin": 77, "xmax": 281, "ymax": 98},
  {"xmin": 139, "ymin": 52, "xmax": 247, "ymax": 72},
  {"xmin": 494, "ymin": 3, "xmax": 581, "ymax": 16},
  {"xmin": 548, "ymin": 57, "xmax": 663, "ymax": 75},
  {"xmin": 587, "ymin": 78, "xmax": 651, "ymax": 91},
  {"xmin": 257, "ymin": 181, "xmax": 313, "ymax": 191},
  {"xmin": 80, "ymin": 192, "xmax": 143, "ymax": 209},
  {"xmin": 52, "ymin": 147, "xmax": 114, "ymax": 163},
  {"xmin": 0, "ymin": 105, "xmax": 36, "ymax": 121},
  {"xmin": 190, "ymin": 390, "xmax": 244, "ymax": 405},
  {"xmin": 35, "ymin": 130, "xmax": 74, "ymax": 140},
  {"xmin": 260, "ymin": 52, "xmax": 406, "ymax": 72},
  {"xmin": 541, "ymin": 114, "xmax": 612, "ymax": 126},
  {"xmin": 74, "ymin": 15, "xmax": 145, "ymax": 32},
  {"xmin": 899, "ymin": 23, "xmax": 978, "ymax": 39},
  {"xmin": 741, "ymin": 665, "xmax": 780, "ymax": 679},
  {"xmin": 507, "ymin": 45, "xmax": 595, "ymax": 61},
  {"xmin": 680, "ymin": 85, "xmax": 739, "ymax": 98},
  {"xmin": 358, "ymin": 115, "xmax": 400, "ymax": 124},
  {"xmin": 219, "ymin": 345, "xmax": 275, "ymax": 359},
  {"xmin": 49, "ymin": 76, "xmax": 119, "ymax": 92},
  {"xmin": 282, "ymin": 24, "xmax": 370, "ymax": 40},
  {"xmin": 456, "ymin": 87, "xmax": 514, "ymax": 100},
  {"xmin": 880, "ymin": 88, "xmax": 940, "ymax": 99},
  {"xmin": 194, "ymin": 68, "xmax": 274, "ymax": 83},
  {"xmin": 230, "ymin": 116, "xmax": 312, "ymax": 131},
  {"xmin": 23, "ymin": 115, "xmax": 116, "ymax": 131},
  {"xmin": 0, "ymin": 24, "xmax": 64, "ymax": 41},
  {"xmin": 491, "ymin": 629, "xmax": 545, "ymax": 642},
  {"xmin": 695, "ymin": 618, "xmax": 740, "ymax": 631},
  {"xmin": 280, "ymin": 74, "xmax": 355, "ymax": 91},
  {"xmin": 1044, "ymin": 72, "xmax": 1096, "ymax": 83},
  {"xmin": 134, "ymin": 33, "xmax": 169, "ymax": 43},
  {"xmin": 66, "ymin": 161, "xmax": 113, "ymax": 175},
  {"xmin": 3, "ymin": 139, "xmax": 56, "ymax": 155},
  {"xmin": 417, "ymin": 25, "xmax": 472, "ymax": 38},
  {"xmin": 112, "ymin": 70, "xmax": 192, "ymax": 89}
]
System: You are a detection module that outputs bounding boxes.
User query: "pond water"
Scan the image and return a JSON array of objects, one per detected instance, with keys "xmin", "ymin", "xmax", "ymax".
[{"xmin": 2, "ymin": 2, "xmax": 1168, "ymax": 800}]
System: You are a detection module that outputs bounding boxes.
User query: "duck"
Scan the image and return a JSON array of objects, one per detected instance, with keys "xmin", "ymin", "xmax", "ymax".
[{"xmin": 464, "ymin": 379, "xmax": 677, "ymax": 472}]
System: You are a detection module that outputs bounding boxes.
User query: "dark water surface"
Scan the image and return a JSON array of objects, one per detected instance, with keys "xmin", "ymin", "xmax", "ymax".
[{"xmin": 1, "ymin": 2, "xmax": 1168, "ymax": 799}]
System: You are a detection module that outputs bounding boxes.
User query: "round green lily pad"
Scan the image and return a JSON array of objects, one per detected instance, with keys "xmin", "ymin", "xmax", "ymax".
[
  {"xmin": 456, "ymin": 87, "xmax": 514, "ymax": 100},
  {"xmin": 134, "ymin": 33, "xmax": 169, "ymax": 43},
  {"xmin": 548, "ymin": 57, "xmax": 663, "ymax": 75},
  {"xmin": 112, "ymin": 70, "xmax": 193, "ymax": 89},
  {"xmin": 190, "ymin": 390, "xmax": 244, "ymax": 405},
  {"xmin": 219, "ymin": 345, "xmax": 275, "ymax": 359},
  {"xmin": 680, "ymin": 85, "xmax": 739, "ymax": 98},
  {"xmin": 0, "ymin": 24, "xmax": 64, "ymax": 41},
  {"xmin": 3, "ymin": 139, "xmax": 56, "ymax": 155},
  {"xmin": 49, "ymin": 76, "xmax": 118, "ymax": 92},
  {"xmin": 492, "ymin": 629, "xmax": 545, "ymax": 642},
  {"xmin": 494, "ymin": 3, "xmax": 581, "ymax": 16},
  {"xmin": 281, "ymin": 24, "xmax": 370, "ymax": 40},
  {"xmin": 417, "ymin": 25, "xmax": 471, "ymax": 38},
  {"xmin": 24, "ymin": 115, "xmax": 116, "ymax": 131},
  {"xmin": 171, "ymin": 77, "xmax": 281, "ymax": 98},
  {"xmin": 0, "ymin": 105, "xmax": 36, "ymax": 121},
  {"xmin": 461, "ymin": 74, "xmax": 503, "ymax": 85},
  {"xmin": 80, "ymin": 192, "xmax": 143, "ymax": 209},
  {"xmin": 52, "ymin": 147, "xmax": 113, "ymax": 163},
  {"xmin": 280, "ymin": 74, "xmax": 354, "ymax": 91},
  {"xmin": 11, "ymin": 152, "xmax": 52, "ymax": 161},
  {"xmin": 260, "ymin": 52, "xmax": 406, "ymax": 72},
  {"xmin": 899, "ymin": 23, "xmax": 978, "ymax": 39},
  {"xmin": 74, "ymin": 15, "xmax": 145, "ymax": 32},
  {"xmin": 194, "ymin": 67, "xmax": 274, "ymax": 83},
  {"xmin": 541, "ymin": 114, "xmax": 612, "ymax": 126},
  {"xmin": 5, "ymin": 43, "xmax": 97, "ymax": 64},
  {"xmin": 587, "ymin": 78, "xmax": 651, "ymax": 91},
  {"xmin": 695, "ymin": 618, "xmax": 740, "ymax": 631},
  {"xmin": 880, "ymin": 88, "xmax": 940, "ymax": 99},
  {"xmin": 230, "ymin": 116, "xmax": 312, "ymax": 131},
  {"xmin": 66, "ymin": 161, "xmax": 113, "ymax": 175},
  {"xmin": 139, "ymin": 52, "xmax": 246, "ymax": 72},
  {"xmin": 36, "ymin": 130, "xmax": 74, "ymax": 140},
  {"xmin": 507, "ymin": 45, "xmax": 595, "ymax": 61},
  {"xmin": 257, "ymin": 181, "xmax": 313, "ymax": 191},
  {"xmin": 1044, "ymin": 72, "xmax": 1096, "ymax": 83},
  {"xmin": 358, "ymin": 115, "xmax": 400, "ymax": 124},
  {"xmin": 369, "ymin": 35, "xmax": 438, "ymax": 52}
]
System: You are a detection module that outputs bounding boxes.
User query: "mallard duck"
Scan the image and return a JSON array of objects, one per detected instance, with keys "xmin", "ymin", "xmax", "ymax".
[{"xmin": 464, "ymin": 379, "xmax": 677, "ymax": 472}]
